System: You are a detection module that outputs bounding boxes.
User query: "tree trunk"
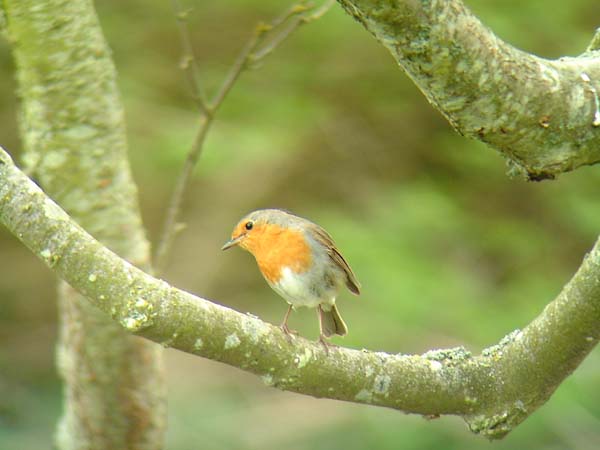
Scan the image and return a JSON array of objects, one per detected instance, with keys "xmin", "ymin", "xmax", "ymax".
[{"xmin": 3, "ymin": 1, "xmax": 166, "ymax": 448}]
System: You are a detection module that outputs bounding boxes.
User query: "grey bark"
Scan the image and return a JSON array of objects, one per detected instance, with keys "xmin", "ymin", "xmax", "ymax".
[
  {"xmin": 2, "ymin": 1, "xmax": 166, "ymax": 449},
  {"xmin": 1, "ymin": 146, "xmax": 598, "ymax": 439},
  {"xmin": 336, "ymin": 0, "xmax": 600, "ymax": 180}
]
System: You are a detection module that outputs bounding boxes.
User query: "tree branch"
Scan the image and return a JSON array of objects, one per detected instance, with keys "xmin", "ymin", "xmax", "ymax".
[
  {"xmin": 336, "ymin": 0, "xmax": 600, "ymax": 180},
  {"xmin": 171, "ymin": 0, "xmax": 209, "ymax": 113},
  {"xmin": 1, "ymin": 146, "xmax": 598, "ymax": 439},
  {"xmin": 154, "ymin": 0, "xmax": 334, "ymax": 274}
]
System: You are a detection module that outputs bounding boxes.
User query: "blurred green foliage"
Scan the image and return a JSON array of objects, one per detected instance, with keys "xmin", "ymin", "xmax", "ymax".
[{"xmin": 1, "ymin": 0, "xmax": 599, "ymax": 449}]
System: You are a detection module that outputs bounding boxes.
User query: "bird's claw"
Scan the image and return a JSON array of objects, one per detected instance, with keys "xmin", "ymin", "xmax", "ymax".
[
  {"xmin": 280, "ymin": 323, "xmax": 298, "ymax": 338},
  {"xmin": 318, "ymin": 334, "xmax": 339, "ymax": 355}
]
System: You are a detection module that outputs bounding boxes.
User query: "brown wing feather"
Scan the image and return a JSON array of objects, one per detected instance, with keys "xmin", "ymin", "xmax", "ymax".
[{"xmin": 309, "ymin": 224, "xmax": 361, "ymax": 295}]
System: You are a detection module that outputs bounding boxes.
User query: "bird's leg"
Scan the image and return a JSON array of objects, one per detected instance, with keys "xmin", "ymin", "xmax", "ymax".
[
  {"xmin": 279, "ymin": 304, "xmax": 297, "ymax": 336},
  {"xmin": 318, "ymin": 334, "xmax": 331, "ymax": 354},
  {"xmin": 317, "ymin": 305, "xmax": 332, "ymax": 354}
]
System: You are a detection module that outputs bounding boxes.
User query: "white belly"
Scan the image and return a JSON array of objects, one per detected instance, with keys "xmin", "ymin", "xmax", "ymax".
[{"xmin": 269, "ymin": 266, "xmax": 336, "ymax": 308}]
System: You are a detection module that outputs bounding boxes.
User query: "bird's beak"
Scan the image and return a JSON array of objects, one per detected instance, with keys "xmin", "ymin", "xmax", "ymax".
[{"xmin": 221, "ymin": 234, "xmax": 244, "ymax": 250}]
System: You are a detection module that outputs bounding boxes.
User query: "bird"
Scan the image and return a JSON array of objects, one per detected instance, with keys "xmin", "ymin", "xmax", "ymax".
[{"xmin": 221, "ymin": 209, "xmax": 360, "ymax": 347}]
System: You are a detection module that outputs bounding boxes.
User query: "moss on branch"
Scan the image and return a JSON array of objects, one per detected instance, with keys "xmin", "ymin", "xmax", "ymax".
[{"xmin": 1, "ymin": 146, "xmax": 598, "ymax": 439}]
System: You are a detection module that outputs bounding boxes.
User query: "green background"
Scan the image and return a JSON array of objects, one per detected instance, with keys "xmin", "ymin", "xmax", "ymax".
[{"xmin": 1, "ymin": 0, "xmax": 599, "ymax": 448}]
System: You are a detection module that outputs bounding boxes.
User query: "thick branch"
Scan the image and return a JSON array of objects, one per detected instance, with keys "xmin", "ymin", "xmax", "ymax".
[
  {"xmin": 336, "ymin": 0, "xmax": 600, "ymax": 180},
  {"xmin": 1, "ymin": 147, "xmax": 598, "ymax": 439}
]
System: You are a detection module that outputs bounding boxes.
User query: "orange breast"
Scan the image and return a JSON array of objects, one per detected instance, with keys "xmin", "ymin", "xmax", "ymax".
[{"xmin": 240, "ymin": 224, "xmax": 312, "ymax": 283}]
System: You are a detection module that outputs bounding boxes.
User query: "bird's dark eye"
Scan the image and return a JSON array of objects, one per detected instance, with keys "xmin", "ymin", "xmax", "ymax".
[{"xmin": 245, "ymin": 221, "xmax": 254, "ymax": 231}]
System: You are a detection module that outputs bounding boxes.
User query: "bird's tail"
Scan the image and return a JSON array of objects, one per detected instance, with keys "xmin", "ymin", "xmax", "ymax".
[{"xmin": 319, "ymin": 304, "xmax": 348, "ymax": 337}]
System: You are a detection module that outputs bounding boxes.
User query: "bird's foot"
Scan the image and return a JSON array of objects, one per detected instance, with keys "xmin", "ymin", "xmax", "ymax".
[
  {"xmin": 280, "ymin": 323, "xmax": 298, "ymax": 338},
  {"xmin": 318, "ymin": 334, "xmax": 339, "ymax": 355}
]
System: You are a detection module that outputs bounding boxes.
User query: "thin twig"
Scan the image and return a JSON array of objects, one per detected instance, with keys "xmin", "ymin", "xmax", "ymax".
[
  {"xmin": 208, "ymin": 33, "xmax": 261, "ymax": 113},
  {"xmin": 307, "ymin": 0, "xmax": 335, "ymax": 20},
  {"xmin": 154, "ymin": 116, "xmax": 211, "ymax": 274},
  {"xmin": 251, "ymin": 17, "xmax": 304, "ymax": 62},
  {"xmin": 252, "ymin": 0, "xmax": 335, "ymax": 61},
  {"xmin": 154, "ymin": 0, "xmax": 334, "ymax": 274},
  {"xmin": 171, "ymin": 0, "xmax": 209, "ymax": 113}
]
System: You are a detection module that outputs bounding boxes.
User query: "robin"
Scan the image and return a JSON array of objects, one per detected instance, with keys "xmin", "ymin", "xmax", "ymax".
[{"xmin": 222, "ymin": 209, "xmax": 360, "ymax": 346}]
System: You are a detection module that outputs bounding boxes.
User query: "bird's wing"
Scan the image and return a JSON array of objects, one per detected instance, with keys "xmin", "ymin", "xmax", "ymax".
[{"xmin": 310, "ymin": 224, "xmax": 361, "ymax": 295}]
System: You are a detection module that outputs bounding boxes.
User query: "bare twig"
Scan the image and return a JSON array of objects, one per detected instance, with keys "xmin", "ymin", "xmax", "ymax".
[
  {"xmin": 153, "ymin": 116, "xmax": 212, "ymax": 275},
  {"xmin": 207, "ymin": 33, "xmax": 260, "ymax": 112},
  {"xmin": 154, "ymin": 0, "xmax": 334, "ymax": 274},
  {"xmin": 171, "ymin": 0, "xmax": 209, "ymax": 112},
  {"xmin": 252, "ymin": 0, "xmax": 335, "ymax": 61}
]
